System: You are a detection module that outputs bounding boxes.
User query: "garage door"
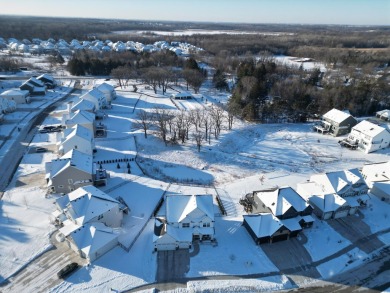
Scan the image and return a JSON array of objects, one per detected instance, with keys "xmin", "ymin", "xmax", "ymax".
[
  {"xmin": 156, "ymin": 243, "xmax": 177, "ymax": 251},
  {"xmin": 334, "ymin": 209, "xmax": 349, "ymax": 218}
]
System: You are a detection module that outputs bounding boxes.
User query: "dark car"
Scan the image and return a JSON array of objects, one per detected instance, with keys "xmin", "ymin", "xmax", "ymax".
[
  {"xmin": 57, "ymin": 262, "xmax": 79, "ymax": 279},
  {"xmin": 35, "ymin": 147, "xmax": 47, "ymax": 153}
]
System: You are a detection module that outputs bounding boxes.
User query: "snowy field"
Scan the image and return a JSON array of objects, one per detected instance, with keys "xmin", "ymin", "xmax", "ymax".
[{"xmin": 0, "ymin": 71, "xmax": 389, "ymax": 292}]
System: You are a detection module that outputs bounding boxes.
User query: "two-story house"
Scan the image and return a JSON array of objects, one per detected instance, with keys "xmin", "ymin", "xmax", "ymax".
[{"xmin": 153, "ymin": 194, "xmax": 215, "ymax": 251}]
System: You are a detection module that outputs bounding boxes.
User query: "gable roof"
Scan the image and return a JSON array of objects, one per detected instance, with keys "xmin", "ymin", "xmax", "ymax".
[
  {"xmin": 70, "ymin": 222, "xmax": 118, "ymax": 258},
  {"xmin": 50, "ymin": 149, "xmax": 93, "ymax": 177},
  {"xmin": 243, "ymin": 213, "xmax": 284, "ymax": 238},
  {"xmin": 361, "ymin": 161, "xmax": 390, "ymax": 187},
  {"xmin": 71, "ymin": 99, "xmax": 96, "ymax": 112},
  {"xmin": 376, "ymin": 109, "xmax": 390, "ymax": 119},
  {"xmin": 352, "ymin": 120, "xmax": 388, "ymax": 138},
  {"xmin": 254, "ymin": 187, "xmax": 302, "ymax": 217},
  {"xmin": 63, "ymin": 124, "xmax": 93, "ymax": 142},
  {"xmin": 0, "ymin": 89, "xmax": 29, "ymax": 97},
  {"xmin": 309, "ymin": 193, "xmax": 347, "ymax": 212},
  {"xmin": 95, "ymin": 82, "xmax": 115, "ymax": 92},
  {"xmin": 65, "ymin": 110, "xmax": 95, "ymax": 125},
  {"xmin": 323, "ymin": 108, "xmax": 353, "ymax": 124},
  {"xmin": 80, "ymin": 88, "xmax": 106, "ymax": 102},
  {"xmin": 64, "ymin": 185, "xmax": 119, "ymax": 225},
  {"xmin": 166, "ymin": 194, "xmax": 214, "ymax": 223},
  {"xmin": 309, "ymin": 168, "xmax": 365, "ymax": 195}
]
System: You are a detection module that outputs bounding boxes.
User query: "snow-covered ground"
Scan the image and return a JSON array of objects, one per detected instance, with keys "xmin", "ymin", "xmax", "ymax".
[{"xmin": 0, "ymin": 72, "xmax": 389, "ymax": 292}]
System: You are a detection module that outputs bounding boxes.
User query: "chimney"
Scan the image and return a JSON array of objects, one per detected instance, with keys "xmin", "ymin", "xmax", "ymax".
[{"xmin": 67, "ymin": 101, "xmax": 73, "ymax": 115}]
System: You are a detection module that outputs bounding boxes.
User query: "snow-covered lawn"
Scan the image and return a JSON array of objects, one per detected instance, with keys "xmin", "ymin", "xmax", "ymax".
[
  {"xmin": 187, "ymin": 216, "xmax": 278, "ymax": 277},
  {"xmin": 186, "ymin": 275, "xmax": 294, "ymax": 292},
  {"xmin": 304, "ymin": 220, "xmax": 351, "ymax": 262},
  {"xmin": 316, "ymin": 248, "xmax": 368, "ymax": 279}
]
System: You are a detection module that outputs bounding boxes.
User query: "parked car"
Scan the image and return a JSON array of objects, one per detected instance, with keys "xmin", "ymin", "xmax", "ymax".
[
  {"xmin": 35, "ymin": 147, "xmax": 47, "ymax": 153},
  {"xmin": 57, "ymin": 262, "xmax": 79, "ymax": 279}
]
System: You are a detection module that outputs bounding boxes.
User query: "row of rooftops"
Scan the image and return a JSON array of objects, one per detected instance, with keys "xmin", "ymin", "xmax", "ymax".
[{"xmin": 1, "ymin": 37, "xmax": 203, "ymax": 55}]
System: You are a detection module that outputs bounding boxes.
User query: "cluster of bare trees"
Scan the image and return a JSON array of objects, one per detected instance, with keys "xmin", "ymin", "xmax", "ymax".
[{"xmin": 134, "ymin": 105, "xmax": 229, "ymax": 152}]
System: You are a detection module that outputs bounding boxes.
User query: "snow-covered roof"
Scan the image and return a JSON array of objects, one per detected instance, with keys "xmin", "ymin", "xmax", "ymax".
[
  {"xmin": 371, "ymin": 181, "xmax": 390, "ymax": 196},
  {"xmin": 361, "ymin": 161, "xmax": 390, "ymax": 187},
  {"xmin": 70, "ymin": 222, "xmax": 118, "ymax": 258},
  {"xmin": 37, "ymin": 73, "xmax": 55, "ymax": 83},
  {"xmin": 0, "ymin": 89, "xmax": 29, "ymax": 97},
  {"xmin": 166, "ymin": 194, "xmax": 214, "ymax": 223},
  {"xmin": 323, "ymin": 108, "xmax": 353, "ymax": 123},
  {"xmin": 309, "ymin": 193, "xmax": 346, "ymax": 213},
  {"xmin": 65, "ymin": 110, "xmax": 95, "ymax": 125},
  {"xmin": 64, "ymin": 185, "xmax": 119, "ymax": 225},
  {"xmin": 71, "ymin": 99, "xmax": 96, "ymax": 112},
  {"xmin": 254, "ymin": 187, "xmax": 308, "ymax": 216},
  {"xmin": 80, "ymin": 88, "xmax": 106, "ymax": 101},
  {"xmin": 50, "ymin": 149, "xmax": 93, "ymax": 178},
  {"xmin": 352, "ymin": 120, "xmax": 388, "ymax": 138},
  {"xmin": 376, "ymin": 109, "xmax": 390, "ymax": 119},
  {"xmin": 95, "ymin": 82, "xmax": 115, "ymax": 92},
  {"xmin": 243, "ymin": 213, "xmax": 284, "ymax": 237},
  {"xmin": 309, "ymin": 168, "xmax": 365, "ymax": 195},
  {"xmin": 281, "ymin": 218, "xmax": 302, "ymax": 232},
  {"xmin": 63, "ymin": 124, "xmax": 93, "ymax": 142}
]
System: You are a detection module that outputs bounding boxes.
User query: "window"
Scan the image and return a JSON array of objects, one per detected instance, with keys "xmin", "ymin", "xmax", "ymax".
[
  {"xmin": 182, "ymin": 223, "xmax": 190, "ymax": 228},
  {"xmin": 58, "ymin": 185, "xmax": 64, "ymax": 188},
  {"xmin": 98, "ymin": 214, "xmax": 104, "ymax": 220},
  {"xmin": 203, "ymin": 223, "xmax": 210, "ymax": 227},
  {"xmin": 68, "ymin": 179, "xmax": 73, "ymax": 184}
]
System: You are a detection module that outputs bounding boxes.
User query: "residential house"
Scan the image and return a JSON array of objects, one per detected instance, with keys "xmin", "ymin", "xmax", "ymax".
[
  {"xmin": 361, "ymin": 161, "xmax": 390, "ymax": 188},
  {"xmin": 80, "ymin": 88, "xmax": 107, "ymax": 110},
  {"xmin": 53, "ymin": 185, "xmax": 123, "ymax": 262},
  {"xmin": 340, "ymin": 120, "xmax": 390, "ymax": 153},
  {"xmin": 0, "ymin": 89, "xmax": 30, "ymax": 104},
  {"xmin": 313, "ymin": 108, "xmax": 357, "ymax": 136},
  {"xmin": 247, "ymin": 186, "xmax": 314, "ymax": 228},
  {"xmin": 46, "ymin": 149, "xmax": 108, "ymax": 193},
  {"xmin": 243, "ymin": 213, "xmax": 302, "ymax": 244},
  {"xmin": 297, "ymin": 182, "xmax": 358, "ymax": 220},
  {"xmin": 153, "ymin": 194, "xmax": 215, "ymax": 251},
  {"xmin": 62, "ymin": 110, "xmax": 96, "ymax": 134},
  {"xmin": 297, "ymin": 168, "xmax": 369, "ymax": 219},
  {"xmin": 376, "ymin": 109, "xmax": 390, "ymax": 121},
  {"xmin": 37, "ymin": 73, "xmax": 56, "ymax": 89},
  {"xmin": 361, "ymin": 161, "xmax": 390, "ymax": 203},
  {"xmin": 20, "ymin": 77, "xmax": 46, "ymax": 95},
  {"xmin": 370, "ymin": 181, "xmax": 390, "ymax": 203},
  {"xmin": 57, "ymin": 124, "xmax": 95, "ymax": 156},
  {"xmin": 94, "ymin": 83, "xmax": 116, "ymax": 104},
  {"xmin": 71, "ymin": 99, "xmax": 96, "ymax": 113}
]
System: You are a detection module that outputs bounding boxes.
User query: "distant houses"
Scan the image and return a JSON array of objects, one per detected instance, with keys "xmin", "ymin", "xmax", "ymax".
[
  {"xmin": 153, "ymin": 194, "xmax": 215, "ymax": 251},
  {"xmin": 313, "ymin": 108, "xmax": 357, "ymax": 136},
  {"xmin": 376, "ymin": 109, "xmax": 390, "ymax": 122}
]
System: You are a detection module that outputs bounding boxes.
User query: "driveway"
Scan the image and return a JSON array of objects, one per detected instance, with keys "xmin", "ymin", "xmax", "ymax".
[
  {"xmin": 0, "ymin": 232, "xmax": 87, "ymax": 293},
  {"xmin": 156, "ymin": 249, "xmax": 190, "ymax": 283},
  {"xmin": 327, "ymin": 212, "xmax": 385, "ymax": 254}
]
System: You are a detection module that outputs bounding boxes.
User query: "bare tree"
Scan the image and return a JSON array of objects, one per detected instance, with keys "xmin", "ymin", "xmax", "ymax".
[
  {"xmin": 182, "ymin": 69, "xmax": 206, "ymax": 93},
  {"xmin": 210, "ymin": 105, "xmax": 225, "ymax": 139},
  {"xmin": 134, "ymin": 110, "xmax": 152, "ymax": 138},
  {"xmin": 153, "ymin": 107, "xmax": 170, "ymax": 145},
  {"xmin": 193, "ymin": 131, "xmax": 205, "ymax": 152}
]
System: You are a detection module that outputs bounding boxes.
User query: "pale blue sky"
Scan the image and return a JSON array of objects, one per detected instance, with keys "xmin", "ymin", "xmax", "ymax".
[{"xmin": 0, "ymin": 0, "xmax": 389, "ymax": 25}]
